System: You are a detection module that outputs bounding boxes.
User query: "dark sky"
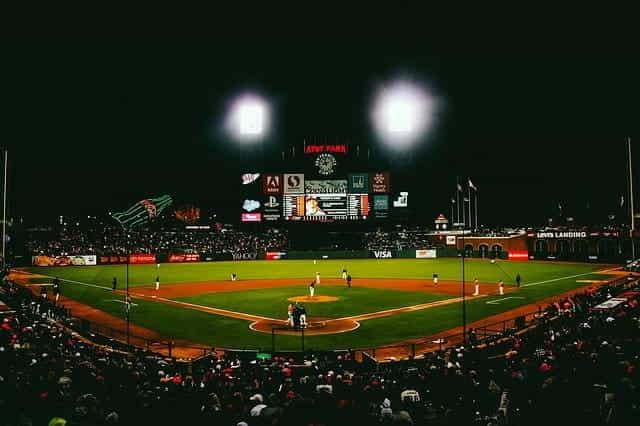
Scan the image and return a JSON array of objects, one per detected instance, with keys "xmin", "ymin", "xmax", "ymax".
[{"xmin": 3, "ymin": 45, "xmax": 639, "ymax": 226}]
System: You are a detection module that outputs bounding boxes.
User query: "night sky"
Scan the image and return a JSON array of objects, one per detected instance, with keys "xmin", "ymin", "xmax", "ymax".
[{"xmin": 3, "ymin": 46, "xmax": 639, "ymax": 226}]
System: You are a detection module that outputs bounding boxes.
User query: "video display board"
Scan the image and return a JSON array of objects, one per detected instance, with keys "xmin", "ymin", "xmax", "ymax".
[{"xmin": 252, "ymin": 171, "xmax": 387, "ymax": 222}]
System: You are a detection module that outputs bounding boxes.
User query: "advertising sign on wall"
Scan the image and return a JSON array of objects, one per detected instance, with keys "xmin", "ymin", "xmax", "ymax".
[
  {"xmin": 508, "ymin": 250, "xmax": 529, "ymax": 260},
  {"xmin": 266, "ymin": 251, "xmax": 286, "ymax": 260},
  {"xmin": 129, "ymin": 254, "xmax": 157, "ymax": 264},
  {"xmin": 348, "ymin": 174, "xmax": 369, "ymax": 193},
  {"xmin": 241, "ymin": 213, "xmax": 262, "ymax": 222},
  {"xmin": 32, "ymin": 255, "xmax": 98, "ymax": 267},
  {"xmin": 370, "ymin": 172, "xmax": 390, "ymax": 193},
  {"xmin": 416, "ymin": 249, "xmax": 437, "ymax": 259},
  {"xmin": 284, "ymin": 174, "xmax": 305, "ymax": 193},
  {"xmin": 263, "ymin": 195, "xmax": 281, "ymax": 221},
  {"xmin": 263, "ymin": 174, "xmax": 283, "ymax": 194},
  {"xmin": 168, "ymin": 253, "xmax": 200, "ymax": 263}
]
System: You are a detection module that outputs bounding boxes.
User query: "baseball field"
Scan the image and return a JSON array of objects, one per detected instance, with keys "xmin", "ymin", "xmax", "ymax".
[{"xmin": 15, "ymin": 258, "xmax": 617, "ymax": 352}]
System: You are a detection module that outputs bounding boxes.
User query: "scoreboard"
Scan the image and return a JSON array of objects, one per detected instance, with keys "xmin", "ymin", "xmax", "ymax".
[{"xmin": 240, "ymin": 142, "xmax": 391, "ymax": 223}]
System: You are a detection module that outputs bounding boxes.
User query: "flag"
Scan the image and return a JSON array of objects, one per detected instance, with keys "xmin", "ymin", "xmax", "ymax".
[
  {"xmin": 620, "ymin": 195, "xmax": 625, "ymax": 207},
  {"xmin": 112, "ymin": 195, "xmax": 173, "ymax": 231},
  {"xmin": 468, "ymin": 179, "xmax": 477, "ymax": 191},
  {"xmin": 457, "ymin": 183, "xmax": 463, "ymax": 192}
]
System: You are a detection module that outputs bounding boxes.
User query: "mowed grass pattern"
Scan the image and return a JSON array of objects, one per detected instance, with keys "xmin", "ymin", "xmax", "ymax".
[
  {"xmin": 19, "ymin": 259, "xmax": 616, "ymax": 350},
  {"xmin": 25, "ymin": 258, "xmax": 606, "ymax": 288},
  {"xmin": 175, "ymin": 286, "xmax": 452, "ymax": 319}
]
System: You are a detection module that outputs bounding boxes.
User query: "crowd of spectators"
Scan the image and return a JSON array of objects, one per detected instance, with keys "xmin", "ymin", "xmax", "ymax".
[
  {"xmin": 26, "ymin": 222, "xmax": 288, "ymax": 257},
  {"xmin": 2, "ymin": 270, "xmax": 638, "ymax": 425},
  {"xmin": 364, "ymin": 229, "xmax": 441, "ymax": 251}
]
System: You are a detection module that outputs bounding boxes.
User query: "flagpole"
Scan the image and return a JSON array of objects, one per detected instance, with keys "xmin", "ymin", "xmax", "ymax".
[
  {"xmin": 629, "ymin": 137, "xmax": 635, "ymax": 260},
  {"xmin": 456, "ymin": 179, "xmax": 460, "ymax": 225},
  {"xmin": 468, "ymin": 183, "xmax": 472, "ymax": 231},
  {"xmin": 2, "ymin": 150, "xmax": 7, "ymax": 270},
  {"xmin": 474, "ymin": 192, "xmax": 478, "ymax": 232}
]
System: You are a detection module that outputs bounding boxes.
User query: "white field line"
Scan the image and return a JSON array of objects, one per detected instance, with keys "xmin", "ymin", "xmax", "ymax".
[
  {"xmin": 106, "ymin": 299, "xmax": 138, "ymax": 307},
  {"xmin": 486, "ymin": 296, "xmax": 525, "ymax": 305},
  {"xmin": 520, "ymin": 267, "xmax": 619, "ymax": 288}
]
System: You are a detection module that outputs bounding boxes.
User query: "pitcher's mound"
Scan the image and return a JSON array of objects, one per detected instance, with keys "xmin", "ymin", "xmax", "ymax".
[{"xmin": 288, "ymin": 295, "xmax": 338, "ymax": 303}]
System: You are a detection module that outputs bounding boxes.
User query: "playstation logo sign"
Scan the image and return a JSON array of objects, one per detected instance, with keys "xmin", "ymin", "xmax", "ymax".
[{"xmin": 265, "ymin": 196, "xmax": 279, "ymax": 208}]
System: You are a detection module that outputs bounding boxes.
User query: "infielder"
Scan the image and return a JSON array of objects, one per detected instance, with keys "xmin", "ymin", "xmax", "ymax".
[
  {"xmin": 53, "ymin": 278, "xmax": 61, "ymax": 303},
  {"xmin": 299, "ymin": 304, "xmax": 307, "ymax": 328},
  {"xmin": 473, "ymin": 278, "xmax": 480, "ymax": 296},
  {"xmin": 287, "ymin": 303, "xmax": 294, "ymax": 327}
]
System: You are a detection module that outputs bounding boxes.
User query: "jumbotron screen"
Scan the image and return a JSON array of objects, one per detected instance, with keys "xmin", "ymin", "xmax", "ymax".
[{"xmin": 242, "ymin": 172, "xmax": 388, "ymax": 222}]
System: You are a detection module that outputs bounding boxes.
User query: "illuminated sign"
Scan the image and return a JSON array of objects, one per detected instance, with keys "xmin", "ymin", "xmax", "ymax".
[{"xmin": 304, "ymin": 144, "xmax": 348, "ymax": 154}]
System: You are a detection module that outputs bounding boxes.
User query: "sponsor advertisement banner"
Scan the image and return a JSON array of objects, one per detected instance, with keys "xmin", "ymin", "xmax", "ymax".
[
  {"xmin": 305, "ymin": 180, "xmax": 348, "ymax": 194},
  {"xmin": 232, "ymin": 252, "xmax": 258, "ymax": 260},
  {"xmin": 373, "ymin": 195, "xmax": 389, "ymax": 219},
  {"xmin": 508, "ymin": 250, "xmax": 529, "ymax": 260},
  {"xmin": 32, "ymin": 255, "xmax": 97, "ymax": 267},
  {"xmin": 370, "ymin": 172, "xmax": 390, "ymax": 193},
  {"xmin": 263, "ymin": 195, "xmax": 281, "ymax": 221},
  {"xmin": 416, "ymin": 249, "xmax": 437, "ymax": 259},
  {"xmin": 348, "ymin": 174, "xmax": 369, "ymax": 193},
  {"xmin": 263, "ymin": 174, "xmax": 283, "ymax": 194},
  {"xmin": 266, "ymin": 251, "xmax": 286, "ymax": 260},
  {"xmin": 99, "ymin": 256, "xmax": 129, "ymax": 264},
  {"xmin": 241, "ymin": 213, "xmax": 262, "ymax": 222},
  {"xmin": 129, "ymin": 254, "xmax": 157, "ymax": 264},
  {"xmin": 371, "ymin": 250, "xmax": 393, "ymax": 259},
  {"xmin": 446, "ymin": 235, "xmax": 456, "ymax": 245},
  {"xmin": 168, "ymin": 253, "xmax": 200, "ymax": 263},
  {"xmin": 284, "ymin": 173, "xmax": 305, "ymax": 193}
]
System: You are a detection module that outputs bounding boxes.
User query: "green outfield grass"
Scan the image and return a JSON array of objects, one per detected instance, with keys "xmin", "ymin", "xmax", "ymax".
[
  {"xmin": 20, "ymin": 259, "xmax": 616, "ymax": 351},
  {"xmin": 175, "ymin": 286, "xmax": 452, "ymax": 319}
]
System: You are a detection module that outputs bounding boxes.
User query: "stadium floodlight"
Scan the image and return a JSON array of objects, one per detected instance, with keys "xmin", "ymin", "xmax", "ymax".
[
  {"xmin": 371, "ymin": 79, "xmax": 437, "ymax": 149},
  {"xmin": 225, "ymin": 93, "xmax": 271, "ymax": 142}
]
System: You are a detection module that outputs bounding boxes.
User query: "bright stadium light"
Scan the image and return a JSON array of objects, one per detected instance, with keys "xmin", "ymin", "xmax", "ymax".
[
  {"xmin": 371, "ymin": 79, "xmax": 437, "ymax": 149},
  {"xmin": 225, "ymin": 93, "xmax": 271, "ymax": 142}
]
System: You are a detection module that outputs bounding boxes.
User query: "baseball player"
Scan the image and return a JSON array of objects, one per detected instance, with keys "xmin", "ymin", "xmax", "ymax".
[
  {"xmin": 498, "ymin": 280, "xmax": 504, "ymax": 295},
  {"xmin": 299, "ymin": 304, "xmax": 307, "ymax": 328},
  {"xmin": 155, "ymin": 276, "xmax": 160, "ymax": 291},
  {"xmin": 287, "ymin": 303, "xmax": 294, "ymax": 327},
  {"xmin": 53, "ymin": 278, "xmax": 61, "ymax": 303},
  {"xmin": 309, "ymin": 280, "xmax": 315, "ymax": 298},
  {"xmin": 341, "ymin": 268, "xmax": 348, "ymax": 280},
  {"xmin": 473, "ymin": 278, "xmax": 480, "ymax": 296},
  {"xmin": 433, "ymin": 273, "xmax": 439, "ymax": 287}
]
